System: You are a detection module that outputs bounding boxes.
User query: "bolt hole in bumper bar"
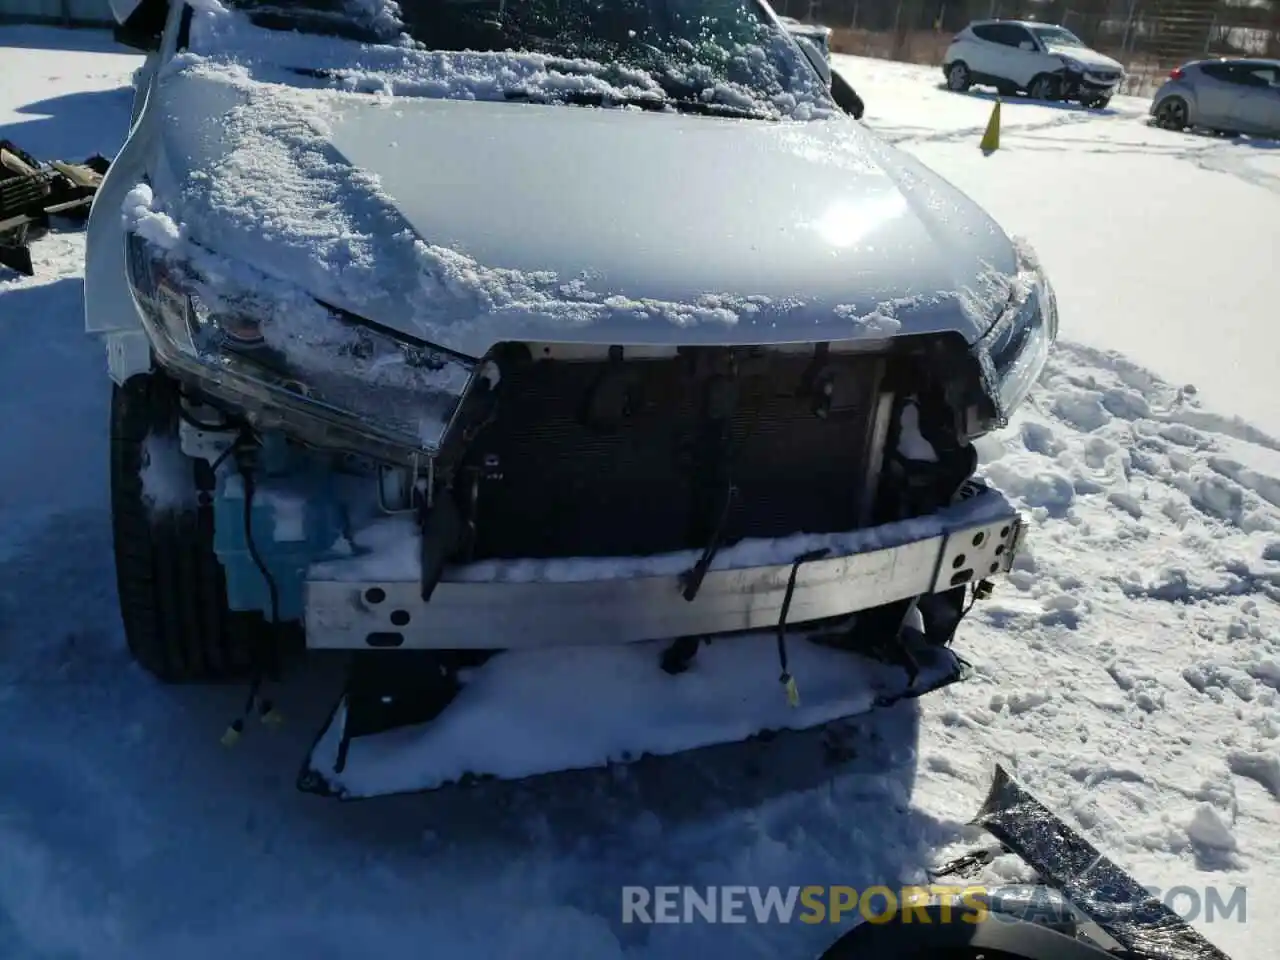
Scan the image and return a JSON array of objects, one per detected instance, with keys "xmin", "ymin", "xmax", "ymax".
[{"xmin": 303, "ymin": 483, "xmax": 1025, "ymax": 652}]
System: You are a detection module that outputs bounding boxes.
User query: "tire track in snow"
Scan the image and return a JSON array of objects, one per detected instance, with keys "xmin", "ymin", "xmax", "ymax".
[
  {"xmin": 872, "ymin": 108, "xmax": 1095, "ymax": 148},
  {"xmin": 1192, "ymin": 144, "xmax": 1280, "ymax": 195},
  {"xmin": 875, "ymin": 96, "xmax": 1280, "ymax": 197}
]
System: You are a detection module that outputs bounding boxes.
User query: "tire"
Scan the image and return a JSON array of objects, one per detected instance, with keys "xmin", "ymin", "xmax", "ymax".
[
  {"xmin": 1154, "ymin": 95, "xmax": 1189, "ymax": 131},
  {"xmin": 1090, "ymin": 96, "xmax": 1111, "ymax": 110},
  {"xmin": 110, "ymin": 370, "xmax": 254, "ymax": 682},
  {"xmin": 1027, "ymin": 73, "xmax": 1061, "ymax": 101},
  {"xmin": 945, "ymin": 61, "xmax": 971, "ymax": 92}
]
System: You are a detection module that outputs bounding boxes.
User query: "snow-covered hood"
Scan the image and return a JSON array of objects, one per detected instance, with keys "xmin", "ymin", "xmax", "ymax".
[
  {"xmin": 1045, "ymin": 45, "xmax": 1124, "ymax": 74},
  {"xmin": 142, "ymin": 60, "xmax": 1021, "ymax": 357}
]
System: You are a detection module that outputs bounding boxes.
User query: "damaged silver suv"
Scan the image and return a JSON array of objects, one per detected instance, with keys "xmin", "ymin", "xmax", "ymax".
[{"xmin": 89, "ymin": 0, "xmax": 1055, "ymax": 797}]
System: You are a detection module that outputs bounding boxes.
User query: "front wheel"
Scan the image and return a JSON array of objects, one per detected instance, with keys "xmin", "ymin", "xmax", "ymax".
[
  {"xmin": 1027, "ymin": 74, "xmax": 1061, "ymax": 101},
  {"xmin": 1089, "ymin": 96, "xmax": 1111, "ymax": 110},
  {"xmin": 946, "ymin": 62, "xmax": 972, "ymax": 92},
  {"xmin": 110, "ymin": 370, "xmax": 254, "ymax": 682}
]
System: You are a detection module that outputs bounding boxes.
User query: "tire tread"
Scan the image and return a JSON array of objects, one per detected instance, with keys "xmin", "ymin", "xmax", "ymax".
[{"xmin": 110, "ymin": 372, "xmax": 251, "ymax": 683}]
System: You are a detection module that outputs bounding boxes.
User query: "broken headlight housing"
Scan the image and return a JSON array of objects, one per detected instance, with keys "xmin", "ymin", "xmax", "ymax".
[
  {"xmin": 124, "ymin": 230, "xmax": 486, "ymax": 465},
  {"xmin": 978, "ymin": 250, "xmax": 1058, "ymax": 423}
]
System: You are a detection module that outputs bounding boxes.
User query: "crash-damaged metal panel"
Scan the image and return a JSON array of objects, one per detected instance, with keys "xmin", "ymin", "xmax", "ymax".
[{"xmin": 976, "ymin": 765, "xmax": 1235, "ymax": 960}]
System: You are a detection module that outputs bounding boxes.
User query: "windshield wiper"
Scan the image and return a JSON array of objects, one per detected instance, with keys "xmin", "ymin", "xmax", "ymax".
[
  {"xmin": 503, "ymin": 88, "xmax": 774, "ymax": 120},
  {"xmin": 234, "ymin": 5, "xmax": 384, "ymax": 42},
  {"xmin": 664, "ymin": 96, "xmax": 776, "ymax": 120},
  {"xmin": 504, "ymin": 89, "xmax": 666, "ymax": 110}
]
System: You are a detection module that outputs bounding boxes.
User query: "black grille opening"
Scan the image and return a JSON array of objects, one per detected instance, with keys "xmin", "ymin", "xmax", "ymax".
[{"xmin": 456, "ymin": 348, "xmax": 889, "ymax": 560}]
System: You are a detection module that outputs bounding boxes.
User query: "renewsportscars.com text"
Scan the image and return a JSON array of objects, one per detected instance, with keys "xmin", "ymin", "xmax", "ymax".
[{"xmin": 620, "ymin": 884, "xmax": 1248, "ymax": 925}]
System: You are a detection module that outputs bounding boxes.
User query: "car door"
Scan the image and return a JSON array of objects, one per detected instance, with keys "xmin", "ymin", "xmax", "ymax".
[
  {"xmin": 1194, "ymin": 61, "xmax": 1256, "ymax": 128},
  {"xmin": 999, "ymin": 23, "xmax": 1048, "ymax": 88},
  {"xmin": 966, "ymin": 23, "xmax": 1011, "ymax": 81},
  {"xmin": 1228, "ymin": 63, "xmax": 1280, "ymax": 136}
]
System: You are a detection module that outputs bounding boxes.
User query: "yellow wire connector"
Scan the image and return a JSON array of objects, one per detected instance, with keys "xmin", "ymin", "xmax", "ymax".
[
  {"xmin": 259, "ymin": 700, "xmax": 284, "ymax": 727},
  {"xmin": 775, "ymin": 548, "xmax": 828, "ymax": 711},
  {"xmin": 220, "ymin": 719, "xmax": 244, "ymax": 747},
  {"xmin": 782, "ymin": 672, "xmax": 800, "ymax": 708}
]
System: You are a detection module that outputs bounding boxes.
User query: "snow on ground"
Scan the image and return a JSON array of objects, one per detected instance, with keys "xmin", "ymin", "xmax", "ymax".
[
  {"xmin": 2, "ymin": 27, "xmax": 1279, "ymax": 960},
  {"xmin": 837, "ymin": 54, "xmax": 1280, "ymax": 438}
]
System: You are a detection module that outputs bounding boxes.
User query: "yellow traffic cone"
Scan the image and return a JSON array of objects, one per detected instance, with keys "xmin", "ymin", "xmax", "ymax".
[{"xmin": 980, "ymin": 98, "xmax": 1001, "ymax": 154}]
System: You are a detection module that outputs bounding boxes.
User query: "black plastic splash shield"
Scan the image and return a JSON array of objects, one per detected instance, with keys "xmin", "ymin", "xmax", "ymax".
[{"xmin": 975, "ymin": 765, "xmax": 1235, "ymax": 960}]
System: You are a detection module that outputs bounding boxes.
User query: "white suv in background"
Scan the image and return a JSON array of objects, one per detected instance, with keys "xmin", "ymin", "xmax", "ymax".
[{"xmin": 943, "ymin": 19, "xmax": 1125, "ymax": 109}]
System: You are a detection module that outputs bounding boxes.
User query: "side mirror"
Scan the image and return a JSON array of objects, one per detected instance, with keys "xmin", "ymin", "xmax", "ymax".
[
  {"xmin": 794, "ymin": 36, "xmax": 832, "ymax": 90},
  {"xmin": 830, "ymin": 68, "xmax": 865, "ymax": 120},
  {"xmin": 112, "ymin": 0, "xmax": 168, "ymax": 52},
  {"xmin": 1019, "ymin": 40, "xmax": 1035, "ymax": 51}
]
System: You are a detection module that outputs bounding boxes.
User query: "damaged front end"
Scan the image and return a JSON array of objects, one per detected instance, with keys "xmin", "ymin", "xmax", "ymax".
[
  {"xmin": 118, "ymin": 226, "xmax": 1054, "ymax": 798},
  {"xmin": 1053, "ymin": 60, "xmax": 1124, "ymax": 104}
]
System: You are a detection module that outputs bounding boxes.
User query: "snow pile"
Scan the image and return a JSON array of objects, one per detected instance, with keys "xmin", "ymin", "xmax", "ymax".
[
  {"xmin": 919, "ymin": 337, "xmax": 1280, "ymax": 959},
  {"xmin": 311, "ymin": 639, "xmax": 962, "ymax": 798},
  {"xmin": 897, "ymin": 401, "xmax": 939, "ymax": 461},
  {"xmin": 139, "ymin": 433, "xmax": 198, "ymax": 514},
  {"xmin": 121, "ymin": 183, "xmax": 183, "ymax": 251}
]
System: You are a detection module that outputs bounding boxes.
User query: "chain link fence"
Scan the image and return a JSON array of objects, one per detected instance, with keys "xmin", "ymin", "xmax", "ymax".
[{"xmin": 776, "ymin": 0, "xmax": 1280, "ymax": 95}]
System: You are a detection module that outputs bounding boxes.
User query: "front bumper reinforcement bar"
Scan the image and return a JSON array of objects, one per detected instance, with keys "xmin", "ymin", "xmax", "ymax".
[{"xmin": 303, "ymin": 492, "xmax": 1025, "ymax": 652}]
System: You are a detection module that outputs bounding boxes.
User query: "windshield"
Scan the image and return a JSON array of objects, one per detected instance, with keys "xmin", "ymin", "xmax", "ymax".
[
  {"xmin": 219, "ymin": 0, "xmax": 833, "ymax": 119},
  {"xmin": 1028, "ymin": 25, "xmax": 1085, "ymax": 47}
]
